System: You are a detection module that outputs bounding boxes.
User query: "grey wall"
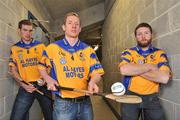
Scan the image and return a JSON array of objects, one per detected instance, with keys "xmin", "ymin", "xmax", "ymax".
[
  {"xmin": 53, "ymin": 3, "xmax": 105, "ymax": 36},
  {"xmin": 102, "ymin": 0, "xmax": 180, "ymax": 119},
  {"xmin": 104, "ymin": 0, "xmax": 116, "ymax": 17},
  {"xmin": 0, "ymin": 0, "xmax": 52, "ymax": 120}
]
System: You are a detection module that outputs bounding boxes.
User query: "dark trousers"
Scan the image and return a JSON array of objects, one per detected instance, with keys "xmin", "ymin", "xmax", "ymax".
[
  {"xmin": 122, "ymin": 91, "xmax": 165, "ymax": 120},
  {"xmin": 10, "ymin": 86, "xmax": 53, "ymax": 120}
]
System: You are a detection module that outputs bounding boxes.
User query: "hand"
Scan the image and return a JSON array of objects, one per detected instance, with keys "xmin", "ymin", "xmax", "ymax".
[
  {"xmin": 46, "ymin": 77, "xmax": 59, "ymax": 91},
  {"xmin": 20, "ymin": 82, "xmax": 37, "ymax": 93},
  {"xmin": 87, "ymin": 81, "xmax": 99, "ymax": 95}
]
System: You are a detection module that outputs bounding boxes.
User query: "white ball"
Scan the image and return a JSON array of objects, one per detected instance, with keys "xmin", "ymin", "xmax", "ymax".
[{"xmin": 111, "ymin": 82, "xmax": 125, "ymax": 96}]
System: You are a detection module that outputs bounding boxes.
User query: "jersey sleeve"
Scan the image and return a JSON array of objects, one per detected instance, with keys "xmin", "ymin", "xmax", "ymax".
[
  {"xmin": 38, "ymin": 45, "xmax": 52, "ymax": 71},
  {"xmin": 157, "ymin": 50, "xmax": 171, "ymax": 71},
  {"xmin": 89, "ymin": 48, "xmax": 104, "ymax": 77},
  {"xmin": 119, "ymin": 49, "xmax": 132, "ymax": 67},
  {"xmin": 9, "ymin": 48, "xmax": 16, "ymax": 67}
]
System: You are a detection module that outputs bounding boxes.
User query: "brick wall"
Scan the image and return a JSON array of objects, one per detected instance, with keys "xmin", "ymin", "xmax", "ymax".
[
  {"xmin": 102, "ymin": 0, "xmax": 180, "ymax": 119},
  {"xmin": 0, "ymin": 0, "xmax": 51, "ymax": 120}
]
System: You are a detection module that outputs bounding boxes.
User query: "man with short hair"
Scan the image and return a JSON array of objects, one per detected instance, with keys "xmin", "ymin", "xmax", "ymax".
[
  {"xmin": 39, "ymin": 12, "xmax": 104, "ymax": 120},
  {"xmin": 119, "ymin": 23, "xmax": 171, "ymax": 120},
  {"xmin": 9, "ymin": 19, "xmax": 53, "ymax": 120}
]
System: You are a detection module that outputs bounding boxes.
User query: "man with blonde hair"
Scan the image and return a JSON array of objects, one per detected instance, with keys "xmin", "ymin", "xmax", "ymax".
[{"xmin": 39, "ymin": 12, "xmax": 104, "ymax": 120}]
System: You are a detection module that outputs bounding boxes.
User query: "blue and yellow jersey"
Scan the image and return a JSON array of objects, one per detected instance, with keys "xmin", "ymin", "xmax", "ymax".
[
  {"xmin": 9, "ymin": 40, "xmax": 45, "ymax": 83},
  {"xmin": 39, "ymin": 38, "xmax": 104, "ymax": 98},
  {"xmin": 119, "ymin": 45, "xmax": 171, "ymax": 95}
]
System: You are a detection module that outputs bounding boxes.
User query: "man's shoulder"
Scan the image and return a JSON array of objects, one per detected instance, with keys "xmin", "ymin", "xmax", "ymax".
[
  {"xmin": 53, "ymin": 39, "xmax": 63, "ymax": 44},
  {"xmin": 151, "ymin": 47, "xmax": 166, "ymax": 54},
  {"xmin": 45, "ymin": 39, "xmax": 59, "ymax": 45},
  {"xmin": 12, "ymin": 41, "xmax": 21, "ymax": 47},
  {"xmin": 52, "ymin": 39, "xmax": 67, "ymax": 47},
  {"xmin": 79, "ymin": 40, "xmax": 90, "ymax": 49},
  {"xmin": 10, "ymin": 41, "xmax": 22, "ymax": 50},
  {"xmin": 46, "ymin": 40, "xmax": 62, "ymax": 50}
]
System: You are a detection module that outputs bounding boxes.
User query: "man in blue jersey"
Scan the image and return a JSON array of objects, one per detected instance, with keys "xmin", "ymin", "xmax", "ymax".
[
  {"xmin": 39, "ymin": 12, "xmax": 104, "ymax": 120},
  {"xmin": 9, "ymin": 19, "xmax": 53, "ymax": 120},
  {"xmin": 119, "ymin": 23, "xmax": 171, "ymax": 120}
]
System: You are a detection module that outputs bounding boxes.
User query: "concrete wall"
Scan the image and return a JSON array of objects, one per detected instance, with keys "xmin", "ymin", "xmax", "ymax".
[
  {"xmin": 19, "ymin": 0, "xmax": 53, "ymax": 32},
  {"xmin": 104, "ymin": 0, "xmax": 116, "ymax": 17},
  {"xmin": 102, "ymin": 0, "xmax": 180, "ymax": 119},
  {"xmin": 0, "ymin": 0, "xmax": 51, "ymax": 120},
  {"xmin": 53, "ymin": 2, "xmax": 105, "ymax": 35}
]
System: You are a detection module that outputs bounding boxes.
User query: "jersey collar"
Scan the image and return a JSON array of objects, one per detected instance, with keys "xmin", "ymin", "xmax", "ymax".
[
  {"xmin": 63, "ymin": 37, "xmax": 81, "ymax": 47},
  {"xmin": 18, "ymin": 39, "xmax": 36, "ymax": 48},
  {"xmin": 20, "ymin": 38, "xmax": 35, "ymax": 44},
  {"xmin": 135, "ymin": 44, "xmax": 154, "ymax": 57}
]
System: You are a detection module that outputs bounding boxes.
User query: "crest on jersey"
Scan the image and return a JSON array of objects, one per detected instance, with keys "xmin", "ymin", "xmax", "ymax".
[
  {"xmin": 79, "ymin": 52, "xmax": 85, "ymax": 61},
  {"xmin": 60, "ymin": 57, "xmax": 66, "ymax": 64},
  {"xmin": 18, "ymin": 54, "xmax": 23, "ymax": 60}
]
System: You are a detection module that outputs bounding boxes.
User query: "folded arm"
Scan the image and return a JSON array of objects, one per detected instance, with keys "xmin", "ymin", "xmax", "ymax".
[
  {"xmin": 119, "ymin": 63, "xmax": 157, "ymax": 76},
  {"xmin": 140, "ymin": 70, "xmax": 170, "ymax": 84},
  {"xmin": 119, "ymin": 63, "xmax": 170, "ymax": 84}
]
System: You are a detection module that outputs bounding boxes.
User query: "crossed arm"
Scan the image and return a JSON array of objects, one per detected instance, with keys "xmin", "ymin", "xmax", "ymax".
[{"xmin": 119, "ymin": 63, "xmax": 170, "ymax": 84}]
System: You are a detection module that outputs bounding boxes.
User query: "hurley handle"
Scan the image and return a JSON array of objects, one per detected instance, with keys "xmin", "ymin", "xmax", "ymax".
[
  {"xmin": 55, "ymin": 86, "xmax": 74, "ymax": 91},
  {"xmin": 55, "ymin": 86, "xmax": 92, "ymax": 94}
]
